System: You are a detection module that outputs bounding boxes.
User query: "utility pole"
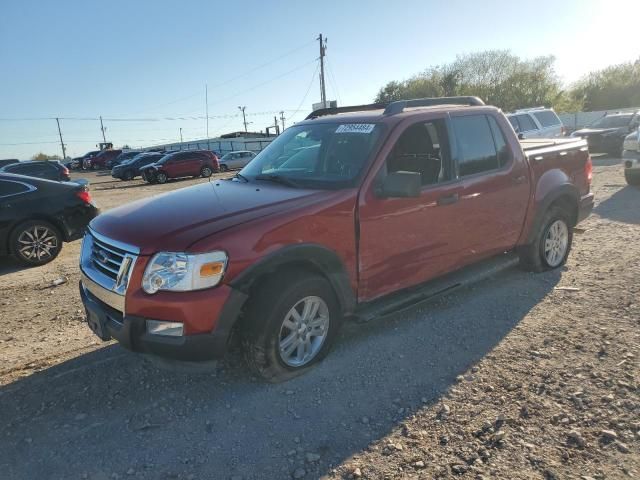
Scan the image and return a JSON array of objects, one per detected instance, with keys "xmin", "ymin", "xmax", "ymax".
[
  {"xmin": 55, "ymin": 118, "xmax": 66, "ymax": 159},
  {"xmin": 279, "ymin": 111, "xmax": 286, "ymax": 130},
  {"xmin": 318, "ymin": 33, "xmax": 327, "ymax": 106},
  {"xmin": 99, "ymin": 116, "xmax": 107, "ymax": 143},
  {"xmin": 179, "ymin": 127, "xmax": 183, "ymax": 150},
  {"xmin": 238, "ymin": 106, "xmax": 248, "ymax": 132},
  {"xmin": 205, "ymin": 84, "xmax": 210, "ymax": 150},
  {"xmin": 273, "ymin": 116, "xmax": 280, "ymax": 135}
]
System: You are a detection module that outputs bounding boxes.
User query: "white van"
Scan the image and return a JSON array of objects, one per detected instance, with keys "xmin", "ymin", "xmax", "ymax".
[{"xmin": 507, "ymin": 107, "xmax": 565, "ymax": 139}]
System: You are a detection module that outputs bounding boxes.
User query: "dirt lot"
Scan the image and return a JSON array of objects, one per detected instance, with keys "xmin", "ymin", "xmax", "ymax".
[{"xmin": 0, "ymin": 160, "xmax": 638, "ymax": 480}]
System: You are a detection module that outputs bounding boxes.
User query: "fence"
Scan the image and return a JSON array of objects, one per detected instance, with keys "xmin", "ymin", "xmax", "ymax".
[
  {"xmin": 559, "ymin": 107, "xmax": 640, "ymax": 131},
  {"xmin": 146, "ymin": 138, "xmax": 275, "ymax": 156}
]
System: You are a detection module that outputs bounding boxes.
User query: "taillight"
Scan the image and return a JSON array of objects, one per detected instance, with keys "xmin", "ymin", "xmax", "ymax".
[
  {"xmin": 76, "ymin": 189, "xmax": 92, "ymax": 204},
  {"xmin": 585, "ymin": 155, "xmax": 593, "ymax": 184},
  {"xmin": 63, "ymin": 166, "xmax": 70, "ymax": 175}
]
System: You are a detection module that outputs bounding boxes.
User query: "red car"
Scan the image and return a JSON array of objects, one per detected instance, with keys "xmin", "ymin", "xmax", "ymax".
[
  {"xmin": 84, "ymin": 149, "xmax": 122, "ymax": 170},
  {"xmin": 140, "ymin": 150, "xmax": 219, "ymax": 184},
  {"xmin": 80, "ymin": 97, "xmax": 594, "ymax": 381}
]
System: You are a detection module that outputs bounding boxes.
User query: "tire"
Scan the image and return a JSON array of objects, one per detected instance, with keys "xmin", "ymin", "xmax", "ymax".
[
  {"xmin": 200, "ymin": 166, "xmax": 213, "ymax": 178},
  {"xmin": 92, "ymin": 163, "xmax": 100, "ymax": 171},
  {"xmin": 625, "ymin": 171, "xmax": 640, "ymax": 186},
  {"xmin": 242, "ymin": 270, "xmax": 342, "ymax": 382},
  {"xmin": 220, "ymin": 164, "xmax": 229, "ymax": 172},
  {"xmin": 519, "ymin": 206, "xmax": 573, "ymax": 272},
  {"xmin": 156, "ymin": 172, "xmax": 168, "ymax": 184},
  {"xmin": 123, "ymin": 170, "xmax": 134, "ymax": 181},
  {"xmin": 10, "ymin": 220, "xmax": 63, "ymax": 266}
]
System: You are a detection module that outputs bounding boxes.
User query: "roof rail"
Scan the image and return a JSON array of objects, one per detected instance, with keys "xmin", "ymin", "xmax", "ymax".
[
  {"xmin": 514, "ymin": 106, "xmax": 548, "ymax": 113},
  {"xmin": 383, "ymin": 96, "xmax": 485, "ymax": 115},
  {"xmin": 305, "ymin": 103, "xmax": 387, "ymax": 120}
]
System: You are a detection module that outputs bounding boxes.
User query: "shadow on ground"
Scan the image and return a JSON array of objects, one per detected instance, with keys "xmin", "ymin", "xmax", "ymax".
[
  {"xmin": 594, "ymin": 185, "xmax": 640, "ymax": 225},
  {"xmin": 0, "ymin": 256, "xmax": 31, "ymax": 276},
  {"xmin": 0, "ymin": 265, "xmax": 561, "ymax": 480}
]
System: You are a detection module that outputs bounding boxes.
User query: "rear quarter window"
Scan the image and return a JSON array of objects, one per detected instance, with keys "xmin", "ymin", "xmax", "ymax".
[
  {"xmin": 516, "ymin": 114, "xmax": 538, "ymax": 132},
  {"xmin": 533, "ymin": 110, "xmax": 561, "ymax": 128},
  {"xmin": 0, "ymin": 180, "xmax": 31, "ymax": 197}
]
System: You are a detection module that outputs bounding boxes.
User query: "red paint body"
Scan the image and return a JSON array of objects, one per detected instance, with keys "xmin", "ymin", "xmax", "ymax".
[
  {"xmin": 141, "ymin": 151, "xmax": 219, "ymax": 182},
  {"xmin": 85, "ymin": 149, "xmax": 122, "ymax": 170},
  {"xmin": 89, "ymin": 106, "xmax": 593, "ymax": 340}
]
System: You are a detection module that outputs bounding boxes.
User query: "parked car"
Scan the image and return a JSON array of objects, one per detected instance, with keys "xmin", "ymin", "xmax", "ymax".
[
  {"xmin": 140, "ymin": 150, "xmax": 219, "ymax": 184},
  {"xmin": 571, "ymin": 111, "xmax": 640, "ymax": 156},
  {"xmin": 623, "ymin": 126, "xmax": 640, "ymax": 185},
  {"xmin": 218, "ymin": 151, "xmax": 257, "ymax": 171},
  {"xmin": 80, "ymin": 96, "xmax": 593, "ymax": 381},
  {"xmin": 0, "ymin": 159, "xmax": 20, "ymax": 168},
  {"xmin": 70, "ymin": 151, "xmax": 99, "ymax": 170},
  {"xmin": 0, "ymin": 160, "xmax": 71, "ymax": 182},
  {"xmin": 106, "ymin": 150, "xmax": 140, "ymax": 169},
  {"xmin": 111, "ymin": 152, "xmax": 164, "ymax": 181},
  {"xmin": 1, "ymin": 173, "xmax": 98, "ymax": 266},
  {"xmin": 84, "ymin": 149, "xmax": 122, "ymax": 170},
  {"xmin": 507, "ymin": 107, "xmax": 565, "ymax": 139}
]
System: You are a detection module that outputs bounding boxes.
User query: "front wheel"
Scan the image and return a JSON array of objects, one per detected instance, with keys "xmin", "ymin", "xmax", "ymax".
[
  {"xmin": 200, "ymin": 166, "xmax": 213, "ymax": 177},
  {"xmin": 10, "ymin": 220, "xmax": 63, "ymax": 266},
  {"xmin": 220, "ymin": 164, "xmax": 229, "ymax": 172},
  {"xmin": 155, "ymin": 172, "xmax": 168, "ymax": 184},
  {"xmin": 242, "ymin": 270, "xmax": 342, "ymax": 382},
  {"xmin": 519, "ymin": 206, "xmax": 573, "ymax": 272},
  {"xmin": 625, "ymin": 170, "xmax": 640, "ymax": 186},
  {"xmin": 92, "ymin": 163, "xmax": 100, "ymax": 170}
]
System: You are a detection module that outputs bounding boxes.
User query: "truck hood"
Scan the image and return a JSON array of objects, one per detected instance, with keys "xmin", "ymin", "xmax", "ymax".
[{"xmin": 90, "ymin": 180, "xmax": 326, "ymax": 254}]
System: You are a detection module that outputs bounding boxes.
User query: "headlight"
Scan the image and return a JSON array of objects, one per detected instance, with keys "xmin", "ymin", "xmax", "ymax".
[{"xmin": 142, "ymin": 251, "xmax": 227, "ymax": 294}]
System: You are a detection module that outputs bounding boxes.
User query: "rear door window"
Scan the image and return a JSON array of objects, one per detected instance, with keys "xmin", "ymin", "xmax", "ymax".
[
  {"xmin": 516, "ymin": 114, "xmax": 538, "ymax": 132},
  {"xmin": 0, "ymin": 180, "xmax": 31, "ymax": 198},
  {"xmin": 533, "ymin": 111, "xmax": 561, "ymax": 128},
  {"xmin": 487, "ymin": 117, "xmax": 511, "ymax": 167},
  {"xmin": 451, "ymin": 115, "xmax": 500, "ymax": 176}
]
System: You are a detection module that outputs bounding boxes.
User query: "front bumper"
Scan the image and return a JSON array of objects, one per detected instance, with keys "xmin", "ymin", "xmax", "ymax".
[
  {"xmin": 577, "ymin": 192, "xmax": 595, "ymax": 224},
  {"xmin": 79, "ymin": 278, "xmax": 247, "ymax": 361}
]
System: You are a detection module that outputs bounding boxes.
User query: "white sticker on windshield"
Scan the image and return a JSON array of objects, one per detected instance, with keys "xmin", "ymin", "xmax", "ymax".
[{"xmin": 335, "ymin": 123, "xmax": 375, "ymax": 134}]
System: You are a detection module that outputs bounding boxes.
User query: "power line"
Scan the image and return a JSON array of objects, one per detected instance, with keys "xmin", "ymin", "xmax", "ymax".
[
  {"xmin": 287, "ymin": 62, "xmax": 320, "ymax": 124},
  {"xmin": 326, "ymin": 58, "xmax": 343, "ymax": 105}
]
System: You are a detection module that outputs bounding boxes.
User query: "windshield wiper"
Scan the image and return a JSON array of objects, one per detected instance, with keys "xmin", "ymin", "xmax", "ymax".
[
  {"xmin": 233, "ymin": 172, "xmax": 249, "ymax": 183},
  {"xmin": 255, "ymin": 174, "xmax": 300, "ymax": 188}
]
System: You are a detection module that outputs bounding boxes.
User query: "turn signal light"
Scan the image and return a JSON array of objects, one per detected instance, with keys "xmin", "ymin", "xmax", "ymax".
[{"xmin": 199, "ymin": 262, "xmax": 225, "ymax": 277}]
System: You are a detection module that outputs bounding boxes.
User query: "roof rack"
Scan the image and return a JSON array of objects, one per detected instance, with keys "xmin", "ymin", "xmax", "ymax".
[
  {"xmin": 305, "ymin": 103, "xmax": 387, "ymax": 120},
  {"xmin": 514, "ymin": 106, "xmax": 548, "ymax": 113},
  {"xmin": 383, "ymin": 96, "xmax": 485, "ymax": 115}
]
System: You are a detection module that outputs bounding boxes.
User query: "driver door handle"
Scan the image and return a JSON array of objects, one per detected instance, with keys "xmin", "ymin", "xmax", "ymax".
[
  {"xmin": 437, "ymin": 193, "xmax": 459, "ymax": 206},
  {"xmin": 513, "ymin": 175, "xmax": 527, "ymax": 184}
]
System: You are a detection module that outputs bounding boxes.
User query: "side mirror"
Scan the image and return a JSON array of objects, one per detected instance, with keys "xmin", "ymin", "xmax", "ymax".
[{"xmin": 377, "ymin": 171, "xmax": 421, "ymax": 198}]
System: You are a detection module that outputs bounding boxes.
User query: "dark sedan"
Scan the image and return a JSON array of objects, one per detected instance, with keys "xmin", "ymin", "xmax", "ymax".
[
  {"xmin": 571, "ymin": 112, "xmax": 640, "ymax": 156},
  {"xmin": 0, "ymin": 160, "xmax": 71, "ymax": 182},
  {"xmin": 0, "ymin": 173, "xmax": 99, "ymax": 266},
  {"xmin": 111, "ymin": 152, "xmax": 164, "ymax": 181}
]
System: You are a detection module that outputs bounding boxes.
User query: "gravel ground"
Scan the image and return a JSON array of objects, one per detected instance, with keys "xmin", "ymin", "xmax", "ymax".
[{"xmin": 0, "ymin": 159, "xmax": 638, "ymax": 480}]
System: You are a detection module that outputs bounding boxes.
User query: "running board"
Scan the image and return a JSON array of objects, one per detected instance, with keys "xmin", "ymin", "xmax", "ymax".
[{"xmin": 354, "ymin": 253, "xmax": 520, "ymax": 323}]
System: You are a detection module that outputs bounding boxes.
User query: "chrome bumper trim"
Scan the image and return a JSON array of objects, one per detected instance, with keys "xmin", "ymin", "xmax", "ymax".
[{"xmin": 81, "ymin": 271, "xmax": 125, "ymax": 313}]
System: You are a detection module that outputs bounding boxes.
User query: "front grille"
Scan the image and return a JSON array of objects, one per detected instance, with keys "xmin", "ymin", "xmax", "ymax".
[{"xmin": 91, "ymin": 235, "xmax": 127, "ymax": 280}]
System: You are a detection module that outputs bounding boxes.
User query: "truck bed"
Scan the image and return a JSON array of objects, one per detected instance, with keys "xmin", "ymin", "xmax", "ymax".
[{"xmin": 520, "ymin": 137, "xmax": 587, "ymax": 154}]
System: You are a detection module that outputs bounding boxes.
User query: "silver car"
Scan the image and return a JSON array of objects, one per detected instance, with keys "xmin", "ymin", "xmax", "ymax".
[
  {"xmin": 218, "ymin": 151, "xmax": 257, "ymax": 171},
  {"xmin": 507, "ymin": 107, "xmax": 565, "ymax": 139}
]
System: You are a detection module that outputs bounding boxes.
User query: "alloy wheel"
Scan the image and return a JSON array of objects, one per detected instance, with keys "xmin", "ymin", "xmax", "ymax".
[
  {"xmin": 544, "ymin": 219, "xmax": 569, "ymax": 267},
  {"xmin": 278, "ymin": 296, "xmax": 330, "ymax": 367},
  {"xmin": 17, "ymin": 225, "xmax": 59, "ymax": 262}
]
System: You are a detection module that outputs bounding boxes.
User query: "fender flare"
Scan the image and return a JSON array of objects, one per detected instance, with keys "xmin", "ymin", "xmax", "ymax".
[
  {"xmin": 228, "ymin": 243, "xmax": 357, "ymax": 314},
  {"xmin": 526, "ymin": 184, "xmax": 579, "ymax": 244}
]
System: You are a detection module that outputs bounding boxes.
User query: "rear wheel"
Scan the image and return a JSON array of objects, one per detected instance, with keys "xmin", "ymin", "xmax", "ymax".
[
  {"xmin": 156, "ymin": 172, "xmax": 168, "ymax": 184},
  {"xmin": 242, "ymin": 270, "xmax": 342, "ymax": 382},
  {"xmin": 200, "ymin": 166, "xmax": 213, "ymax": 177},
  {"xmin": 220, "ymin": 164, "xmax": 229, "ymax": 172},
  {"xmin": 10, "ymin": 220, "xmax": 63, "ymax": 266},
  {"xmin": 519, "ymin": 206, "xmax": 573, "ymax": 272}
]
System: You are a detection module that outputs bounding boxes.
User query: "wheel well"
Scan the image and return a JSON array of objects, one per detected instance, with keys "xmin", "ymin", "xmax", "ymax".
[
  {"xmin": 549, "ymin": 194, "xmax": 578, "ymax": 226},
  {"xmin": 244, "ymin": 261, "xmax": 330, "ymax": 299}
]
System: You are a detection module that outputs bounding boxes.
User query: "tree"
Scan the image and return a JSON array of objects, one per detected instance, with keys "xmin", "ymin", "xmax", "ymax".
[
  {"xmin": 31, "ymin": 152, "xmax": 61, "ymax": 161},
  {"xmin": 375, "ymin": 50, "xmax": 564, "ymax": 112},
  {"xmin": 571, "ymin": 58, "xmax": 640, "ymax": 111}
]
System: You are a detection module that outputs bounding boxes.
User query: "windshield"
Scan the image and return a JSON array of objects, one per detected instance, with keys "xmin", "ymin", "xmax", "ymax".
[
  {"xmin": 590, "ymin": 115, "xmax": 632, "ymax": 129},
  {"xmin": 156, "ymin": 152, "xmax": 176, "ymax": 164},
  {"xmin": 239, "ymin": 123, "xmax": 384, "ymax": 188}
]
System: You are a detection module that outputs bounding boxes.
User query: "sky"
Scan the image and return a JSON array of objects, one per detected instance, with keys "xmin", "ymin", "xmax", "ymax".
[{"xmin": 1, "ymin": 0, "xmax": 639, "ymax": 159}]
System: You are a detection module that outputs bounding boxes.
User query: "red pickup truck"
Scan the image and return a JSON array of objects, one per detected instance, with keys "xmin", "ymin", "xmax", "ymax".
[{"xmin": 79, "ymin": 97, "xmax": 593, "ymax": 381}]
